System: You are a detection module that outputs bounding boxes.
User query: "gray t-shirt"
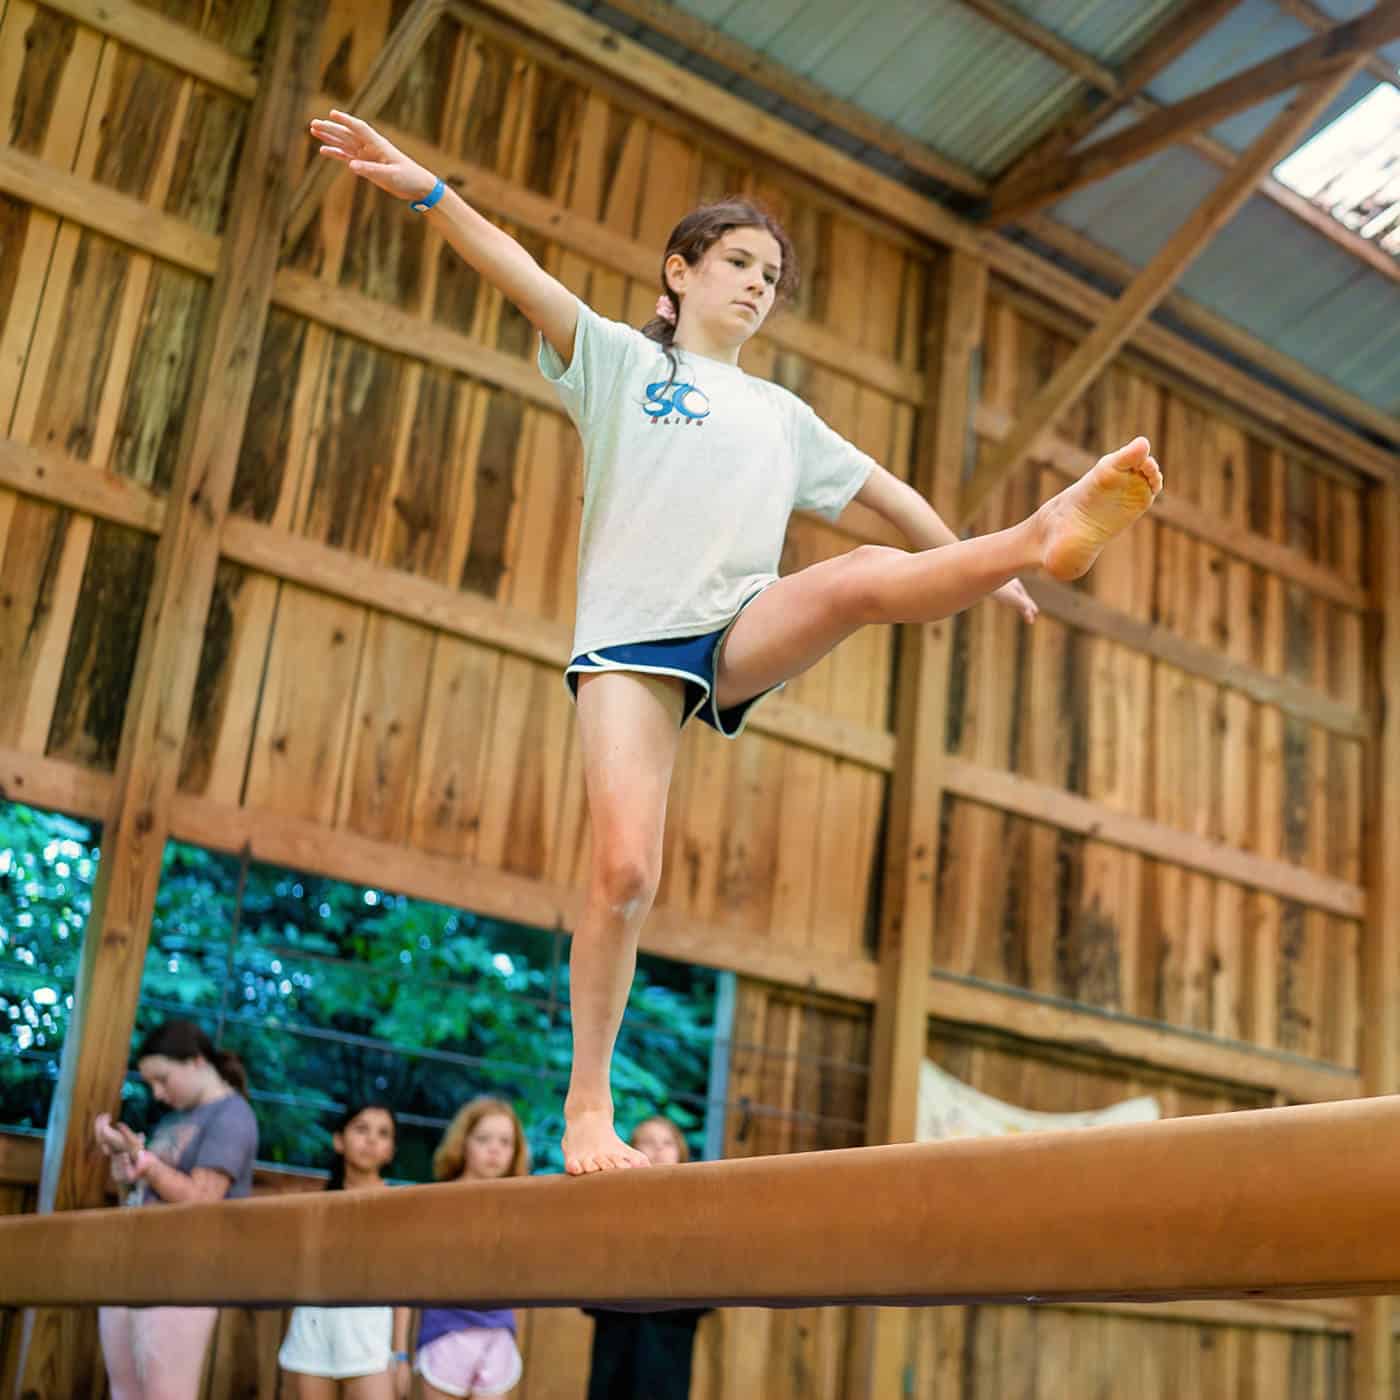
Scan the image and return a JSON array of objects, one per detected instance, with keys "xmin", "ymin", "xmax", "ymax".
[
  {"xmin": 126, "ymin": 1092, "xmax": 258, "ymax": 1207},
  {"xmin": 538, "ymin": 299, "xmax": 876, "ymax": 657}
]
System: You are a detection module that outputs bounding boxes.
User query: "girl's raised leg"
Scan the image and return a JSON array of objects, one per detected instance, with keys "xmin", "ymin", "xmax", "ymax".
[
  {"xmin": 564, "ymin": 670, "xmax": 687, "ymax": 1174},
  {"xmin": 715, "ymin": 437, "xmax": 1161, "ymax": 707}
]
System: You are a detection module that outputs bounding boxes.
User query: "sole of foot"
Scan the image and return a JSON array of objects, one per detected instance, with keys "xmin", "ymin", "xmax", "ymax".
[{"xmin": 1039, "ymin": 436, "xmax": 1162, "ymax": 582}]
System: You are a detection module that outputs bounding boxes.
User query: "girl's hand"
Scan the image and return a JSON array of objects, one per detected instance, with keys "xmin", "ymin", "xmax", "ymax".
[
  {"xmin": 393, "ymin": 1359, "xmax": 412, "ymax": 1398},
  {"xmin": 93, "ymin": 1113, "xmax": 127, "ymax": 1156},
  {"xmin": 113, "ymin": 1122, "xmax": 145, "ymax": 1157},
  {"xmin": 993, "ymin": 577, "xmax": 1038, "ymax": 623},
  {"xmin": 309, "ymin": 110, "xmax": 437, "ymax": 204}
]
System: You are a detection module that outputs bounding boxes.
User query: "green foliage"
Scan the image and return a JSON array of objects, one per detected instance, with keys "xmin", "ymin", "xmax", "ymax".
[{"xmin": 0, "ymin": 802, "xmax": 716, "ymax": 1177}]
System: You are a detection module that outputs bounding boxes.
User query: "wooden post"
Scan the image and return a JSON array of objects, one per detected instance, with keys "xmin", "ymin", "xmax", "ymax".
[
  {"xmin": 852, "ymin": 249, "xmax": 988, "ymax": 1400},
  {"xmin": 958, "ymin": 63, "xmax": 1364, "ymax": 526},
  {"xmin": 1355, "ymin": 483, "xmax": 1400, "ymax": 1397},
  {"xmin": 16, "ymin": 2, "xmax": 324, "ymax": 1394}
]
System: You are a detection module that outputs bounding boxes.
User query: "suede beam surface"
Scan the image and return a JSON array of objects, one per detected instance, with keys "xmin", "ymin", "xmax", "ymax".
[{"xmin": 4, "ymin": 1098, "xmax": 1397, "ymax": 1310}]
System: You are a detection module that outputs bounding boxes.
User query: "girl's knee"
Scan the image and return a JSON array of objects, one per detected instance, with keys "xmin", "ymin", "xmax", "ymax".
[
  {"xmin": 590, "ymin": 848, "xmax": 660, "ymax": 917},
  {"xmin": 829, "ymin": 544, "xmax": 900, "ymax": 626}
]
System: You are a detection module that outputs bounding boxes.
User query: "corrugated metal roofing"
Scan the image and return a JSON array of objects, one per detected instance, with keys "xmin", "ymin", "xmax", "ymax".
[
  {"xmin": 652, "ymin": 0, "xmax": 1182, "ymax": 175},
  {"xmin": 570, "ymin": 0, "xmax": 1400, "ymax": 428},
  {"xmin": 1048, "ymin": 145, "xmax": 1400, "ymax": 413}
]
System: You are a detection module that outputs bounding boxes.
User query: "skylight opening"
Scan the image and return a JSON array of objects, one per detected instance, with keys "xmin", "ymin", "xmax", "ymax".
[{"xmin": 1274, "ymin": 80, "xmax": 1400, "ymax": 255}]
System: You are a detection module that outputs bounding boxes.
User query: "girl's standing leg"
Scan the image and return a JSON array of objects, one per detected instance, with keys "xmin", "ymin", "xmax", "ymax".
[
  {"xmin": 131, "ymin": 1305, "xmax": 219, "ymax": 1400},
  {"xmin": 286, "ymin": 1374, "xmax": 340, "ymax": 1400},
  {"xmin": 564, "ymin": 670, "xmax": 687, "ymax": 1174},
  {"xmin": 99, "ymin": 1306, "xmax": 141, "ymax": 1400},
  {"xmin": 714, "ymin": 438, "xmax": 1162, "ymax": 707},
  {"xmin": 342, "ymin": 1373, "xmax": 396, "ymax": 1399}
]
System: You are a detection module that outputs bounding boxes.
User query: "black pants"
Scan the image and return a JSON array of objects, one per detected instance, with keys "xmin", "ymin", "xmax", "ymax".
[{"xmin": 584, "ymin": 1310, "xmax": 704, "ymax": 1400}]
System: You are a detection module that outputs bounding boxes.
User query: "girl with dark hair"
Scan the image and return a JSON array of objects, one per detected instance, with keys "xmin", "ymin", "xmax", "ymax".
[
  {"xmin": 308, "ymin": 110, "xmax": 1162, "ymax": 1177},
  {"xmin": 92, "ymin": 1018, "xmax": 258, "ymax": 1399},
  {"xmin": 584, "ymin": 1116, "xmax": 709, "ymax": 1400},
  {"xmin": 279, "ymin": 1102, "xmax": 413, "ymax": 1398}
]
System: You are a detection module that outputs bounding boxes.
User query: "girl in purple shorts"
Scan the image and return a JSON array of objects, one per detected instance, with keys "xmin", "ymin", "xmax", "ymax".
[
  {"xmin": 309, "ymin": 108, "xmax": 1163, "ymax": 1179},
  {"xmin": 416, "ymin": 1099, "xmax": 530, "ymax": 1399}
]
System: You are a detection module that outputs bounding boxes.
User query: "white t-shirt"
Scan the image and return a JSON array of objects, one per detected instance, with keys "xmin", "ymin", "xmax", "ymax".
[{"xmin": 538, "ymin": 299, "xmax": 876, "ymax": 657}]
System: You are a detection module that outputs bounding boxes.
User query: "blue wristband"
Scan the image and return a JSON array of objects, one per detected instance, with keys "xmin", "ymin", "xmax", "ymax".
[
  {"xmin": 409, "ymin": 177, "xmax": 446, "ymax": 213},
  {"xmin": 392, "ymin": 1350, "xmax": 410, "ymax": 1364}
]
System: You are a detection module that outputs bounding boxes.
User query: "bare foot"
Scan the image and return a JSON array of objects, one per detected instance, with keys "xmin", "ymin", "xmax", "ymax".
[
  {"xmin": 1036, "ymin": 436, "xmax": 1162, "ymax": 581},
  {"xmin": 562, "ymin": 1109, "xmax": 650, "ymax": 1175}
]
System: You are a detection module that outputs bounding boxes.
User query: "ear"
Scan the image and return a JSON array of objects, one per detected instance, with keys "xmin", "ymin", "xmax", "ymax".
[
  {"xmin": 332, "ymin": 1131, "xmax": 345, "ymax": 1155},
  {"xmin": 663, "ymin": 251, "xmax": 690, "ymax": 296}
]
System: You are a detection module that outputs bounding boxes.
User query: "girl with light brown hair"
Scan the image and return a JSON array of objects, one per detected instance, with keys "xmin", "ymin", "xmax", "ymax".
[{"xmin": 416, "ymin": 1098, "xmax": 530, "ymax": 1399}]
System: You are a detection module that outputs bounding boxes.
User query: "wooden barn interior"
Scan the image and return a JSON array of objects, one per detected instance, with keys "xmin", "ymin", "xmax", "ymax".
[{"xmin": 0, "ymin": 0, "xmax": 1399, "ymax": 1396}]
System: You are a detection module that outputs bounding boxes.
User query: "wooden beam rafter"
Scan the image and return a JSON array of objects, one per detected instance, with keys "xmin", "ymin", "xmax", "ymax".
[
  {"xmin": 960, "ymin": 0, "xmax": 1120, "ymax": 91},
  {"xmin": 987, "ymin": 4, "xmax": 1400, "ymax": 226},
  {"xmin": 995, "ymin": 0, "xmax": 1248, "ymax": 186},
  {"xmin": 574, "ymin": 0, "xmax": 986, "ymax": 197},
  {"xmin": 1274, "ymin": 0, "xmax": 1397, "ymax": 86},
  {"xmin": 2, "ymin": 7, "xmax": 1394, "ymax": 471},
  {"xmin": 959, "ymin": 65, "xmax": 1366, "ymax": 524},
  {"xmin": 1019, "ymin": 213, "xmax": 1400, "ymax": 451}
]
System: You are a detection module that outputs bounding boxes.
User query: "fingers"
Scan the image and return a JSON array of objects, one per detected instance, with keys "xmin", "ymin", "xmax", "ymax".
[{"xmin": 329, "ymin": 108, "xmax": 378, "ymax": 138}]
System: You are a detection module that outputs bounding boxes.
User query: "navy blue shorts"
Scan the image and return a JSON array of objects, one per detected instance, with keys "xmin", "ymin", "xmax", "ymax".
[{"xmin": 565, "ymin": 601, "xmax": 779, "ymax": 739}]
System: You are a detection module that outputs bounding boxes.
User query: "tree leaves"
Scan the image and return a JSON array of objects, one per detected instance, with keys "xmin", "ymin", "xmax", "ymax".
[{"xmin": 0, "ymin": 802, "xmax": 717, "ymax": 1175}]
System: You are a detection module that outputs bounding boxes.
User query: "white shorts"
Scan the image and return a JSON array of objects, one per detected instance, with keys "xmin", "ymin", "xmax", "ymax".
[{"xmin": 278, "ymin": 1305, "xmax": 394, "ymax": 1379}]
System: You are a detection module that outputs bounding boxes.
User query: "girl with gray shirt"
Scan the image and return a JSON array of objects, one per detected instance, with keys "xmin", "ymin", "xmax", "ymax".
[
  {"xmin": 92, "ymin": 1018, "xmax": 258, "ymax": 1400},
  {"xmin": 307, "ymin": 109, "xmax": 1163, "ymax": 1179}
]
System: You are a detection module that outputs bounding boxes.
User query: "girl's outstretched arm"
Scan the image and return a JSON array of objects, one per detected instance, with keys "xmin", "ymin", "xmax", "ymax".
[
  {"xmin": 854, "ymin": 464, "xmax": 1039, "ymax": 622},
  {"xmin": 309, "ymin": 110, "xmax": 580, "ymax": 364}
]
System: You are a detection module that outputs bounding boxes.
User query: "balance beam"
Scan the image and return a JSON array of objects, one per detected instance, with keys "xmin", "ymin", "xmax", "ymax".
[{"xmin": 4, "ymin": 1098, "xmax": 1398, "ymax": 1310}]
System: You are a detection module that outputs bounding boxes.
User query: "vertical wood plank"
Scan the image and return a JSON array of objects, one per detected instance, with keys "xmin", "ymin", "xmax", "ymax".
[
  {"xmin": 1355, "ymin": 480, "xmax": 1399, "ymax": 1397},
  {"xmin": 859, "ymin": 248, "xmax": 987, "ymax": 1400}
]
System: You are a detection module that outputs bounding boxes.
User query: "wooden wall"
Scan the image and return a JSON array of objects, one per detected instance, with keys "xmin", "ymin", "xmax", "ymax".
[
  {"xmin": 0, "ymin": 0, "xmax": 1396, "ymax": 1397},
  {"xmin": 942, "ymin": 289, "xmax": 1368, "ymax": 1066}
]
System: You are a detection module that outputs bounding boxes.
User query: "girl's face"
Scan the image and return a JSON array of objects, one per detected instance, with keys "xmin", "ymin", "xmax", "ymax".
[
  {"xmin": 668, "ymin": 228, "xmax": 782, "ymax": 341},
  {"xmin": 334, "ymin": 1108, "xmax": 396, "ymax": 1178},
  {"xmin": 632, "ymin": 1120, "xmax": 682, "ymax": 1166},
  {"xmin": 137, "ymin": 1055, "xmax": 207, "ymax": 1111},
  {"xmin": 462, "ymin": 1113, "xmax": 517, "ymax": 1180}
]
